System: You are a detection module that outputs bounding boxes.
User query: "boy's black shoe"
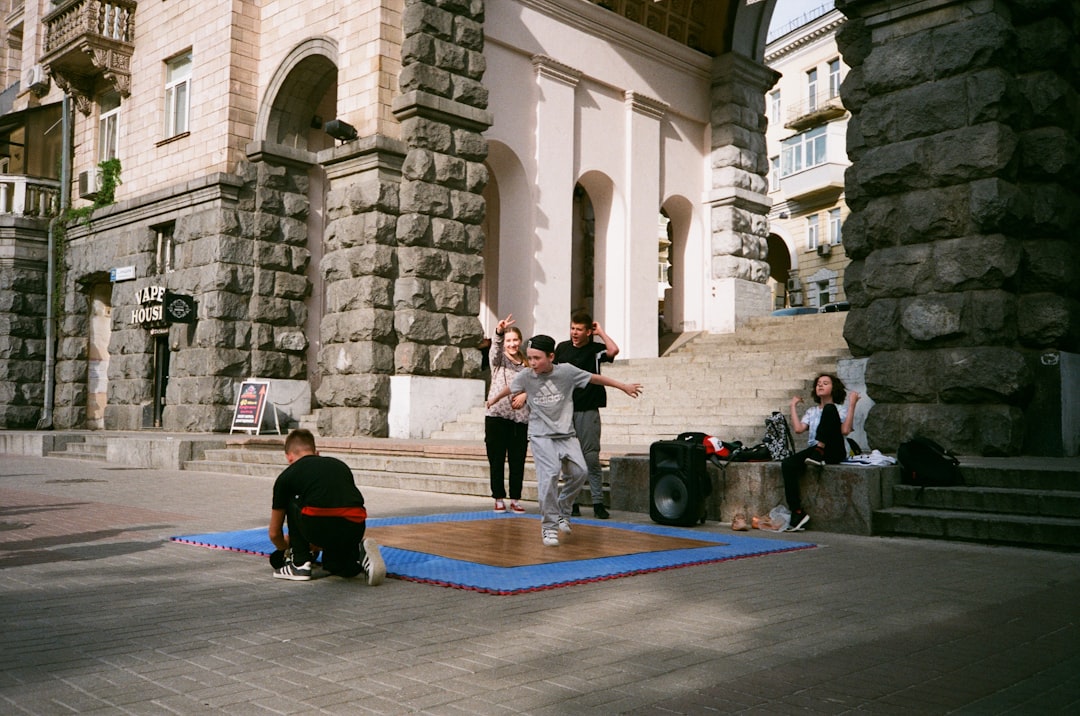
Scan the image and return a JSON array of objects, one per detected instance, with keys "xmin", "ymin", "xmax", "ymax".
[
  {"xmin": 593, "ymin": 503, "xmax": 609, "ymax": 519},
  {"xmin": 571, "ymin": 504, "xmax": 581, "ymax": 517}
]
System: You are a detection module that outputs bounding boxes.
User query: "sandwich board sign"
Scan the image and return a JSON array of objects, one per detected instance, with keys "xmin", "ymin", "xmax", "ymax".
[{"xmin": 230, "ymin": 379, "xmax": 280, "ymax": 434}]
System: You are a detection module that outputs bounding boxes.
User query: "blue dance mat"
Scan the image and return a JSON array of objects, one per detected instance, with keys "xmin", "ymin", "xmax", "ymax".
[{"xmin": 172, "ymin": 511, "xmax": 814, "ymax": 595}]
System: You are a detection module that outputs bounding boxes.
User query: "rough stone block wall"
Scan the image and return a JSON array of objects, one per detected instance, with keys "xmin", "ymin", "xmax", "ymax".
[
  {"xmin": 316, "ymin": 159, "xmax": 399, "ymax": 437},
  {"xmin": 304, "ymin": 0, "xmax": 492, "ymax": 438},
  {"xmin": 394, "ymin": 0, "xmax": 487, "ymax": 379},
  {"xmin": 0, "ymin": 262, "xmax": 48, "ymax": 427},
  {"xmin": 163, "ymin": 161, "xmax": 312, "ymax": 432},
  {"xmin": 60, "ymin": 219, "xmax": 154, "ymax": 431},
  {"xmin": 708, "ymin": 54, "xmax": 779, "ymax": 283},
  {"xmin": 836, "ymin": 0, "xmax": 1080, "ymax": 455}
]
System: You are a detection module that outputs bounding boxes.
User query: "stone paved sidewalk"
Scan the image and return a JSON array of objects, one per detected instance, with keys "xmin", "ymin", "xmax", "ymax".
[{"xmin": 1, "ymin": 453, "xmax": 1078, "ymax": 714}]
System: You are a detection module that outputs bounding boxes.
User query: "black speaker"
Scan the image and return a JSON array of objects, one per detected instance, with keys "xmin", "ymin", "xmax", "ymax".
[{"xmin": 649, "ymin": 438, "xmax": 711, "ymax": 526}]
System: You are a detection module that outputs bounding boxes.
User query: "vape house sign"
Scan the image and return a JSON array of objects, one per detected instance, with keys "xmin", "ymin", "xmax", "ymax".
[{"xmin": 129, "ymin": 285, "xmax": 197, "ymax": 327}]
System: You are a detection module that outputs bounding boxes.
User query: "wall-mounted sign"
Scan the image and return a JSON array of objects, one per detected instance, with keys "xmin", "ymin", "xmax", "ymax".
[
  {"xmin": 110, "ymin": 266, "xmax": 136, "ymax": 282},
  {"xmin": 164, "ymin": 292, "xmax": 196, "ymax": 323},
  {"xmin": 129, "ymin": 285, "xmax": 197, "ymax": 328}
]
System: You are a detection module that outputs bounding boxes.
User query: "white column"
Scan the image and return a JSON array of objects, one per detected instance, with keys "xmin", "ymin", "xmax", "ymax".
[
  {"xmin": 531, "ymin": 56, "xmax": 580, "ymax": 337},
  {"xmin": 617, "ymin": 91, "xmax": 667, "ymax": 359}
]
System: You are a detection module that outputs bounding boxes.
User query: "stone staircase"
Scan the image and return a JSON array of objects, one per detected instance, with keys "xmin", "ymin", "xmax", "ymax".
[
  {"xmin": 432, "ymin": 312, "xmax": 850, "ymax": 448},
  {"xmin": 45, "ymin": 435, "xmax": 109, "ymax": 462},
  {"xmin": 184, "ymin": 437, "xmax": 562, "ymax": 502},
  {"xmin": 873, "ymin": 457, "xmax": 1080, "ymax": 550}
]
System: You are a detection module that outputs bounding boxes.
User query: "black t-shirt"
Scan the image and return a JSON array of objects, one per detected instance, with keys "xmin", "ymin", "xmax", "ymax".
[
  {"xmin": 271, "ymin": 454, "xmax": 365, "ymax": 511},
  {"xmin": 553, "ymin": 340, "xmax": 612, "ymax": 411}
]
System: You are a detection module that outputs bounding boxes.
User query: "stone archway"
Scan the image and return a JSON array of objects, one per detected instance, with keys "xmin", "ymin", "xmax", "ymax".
[
  {"xmin": 256, "ymin": 38, "xmax": 340, "ymax": 153},
  {"xmin": 766, "ymin": 232, "xmax": 793, "ymax": 309}
]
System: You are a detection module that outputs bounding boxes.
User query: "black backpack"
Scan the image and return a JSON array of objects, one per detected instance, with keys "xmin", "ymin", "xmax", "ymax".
[{"xmin": 897, "ymin": 436, "xmax": 962, "ymax": 487}]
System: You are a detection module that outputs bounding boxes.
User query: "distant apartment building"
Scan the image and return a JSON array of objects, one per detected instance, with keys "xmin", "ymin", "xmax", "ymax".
[{"xmin": 764, "ymin": 3, "xmax": 849, "ymax": 311}]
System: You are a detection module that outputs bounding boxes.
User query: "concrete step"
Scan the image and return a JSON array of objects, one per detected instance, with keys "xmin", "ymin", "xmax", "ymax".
[
  {"xmin": 891, "ymin": 486, "xmax": 1080, "ymax": 519},
  {"xmin": 185, "ymin": 448, "xmax": 614, "ymax": 504},
  {"xmin": 183, "ymin": 436, "xmax": 644, "ymax": 493},
  {"xmin": 874, "ymin": 458, "xmax": 1080, "ymax": 549},
  {"xmin": 46, "ymin": 441, "xmax": 107, "ymax": 462},
  {"xmin": 872, "ymin": 507, "xmax": 1080, "ymax": 550}
]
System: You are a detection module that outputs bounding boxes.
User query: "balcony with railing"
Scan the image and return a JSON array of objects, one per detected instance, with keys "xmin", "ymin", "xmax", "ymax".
[
  {"xmin": 0, "ymin": 175, "xmax": 61, "ymax": 219},
  {"xmin": 785, "ymin": 89, "xmax": 846, "ymax": 131},
  {"xmin": 41, "ymin": 0, "xmax": 136, "ymax": 114}
]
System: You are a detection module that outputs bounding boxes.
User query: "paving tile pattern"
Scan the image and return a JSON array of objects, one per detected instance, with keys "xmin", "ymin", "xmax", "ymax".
[{"xmin": 1, "ymin": 454, "xmax": 1078, "ymax": 714}]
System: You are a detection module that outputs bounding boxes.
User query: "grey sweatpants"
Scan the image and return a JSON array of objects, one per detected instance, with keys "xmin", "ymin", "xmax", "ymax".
[
  {"xmin": 530, "ymin": 435, "xmax": 589, "ymax": 533},
  {"xmin": 572, "ymin": 409, "xmax": 604, "ymax": 504}
]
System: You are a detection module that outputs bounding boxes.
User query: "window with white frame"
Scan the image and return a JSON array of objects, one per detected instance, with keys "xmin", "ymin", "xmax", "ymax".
[
  {"xmin": 828, "ymin": 58, "xmax": 842, "ymax": 98},
  {"xmin": 164, "ymin": 52, "xmax": 192, "ymax": 138},
  {"xmin": 769, "ymin": 156, "xmax": 780, "ymax": 192},
  {"xmin": 806, "ymin": 214, "xmax": 819, "ymax": 250},
  {"xmin": 807, "ymin": 68, "xmax": 818, "ymax": 111},
  {"xmin": 829, "ymin": 207, "xmax": 842, "ymax": 245},
  {"xmin": 769, "ymin": 90, "xmax": 781, "ymax": 126},
  {"xmin": 98, "ymin": 92, "xmax": 120, "ymax": 162},
  {"xmin": 780, "ymin": 125, "xmax": 827, "ymax": 177}
]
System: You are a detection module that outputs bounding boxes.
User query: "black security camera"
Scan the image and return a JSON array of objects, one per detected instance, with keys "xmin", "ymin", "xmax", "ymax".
[{"xmin": 324, "ymin": 119, "xmax": 358, "ymax": 142}]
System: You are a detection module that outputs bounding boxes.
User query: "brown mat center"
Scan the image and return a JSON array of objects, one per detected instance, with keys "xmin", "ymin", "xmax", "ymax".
[{"xmin": 367, "ymin": 519, "xmax": 720, "ymax": 567}]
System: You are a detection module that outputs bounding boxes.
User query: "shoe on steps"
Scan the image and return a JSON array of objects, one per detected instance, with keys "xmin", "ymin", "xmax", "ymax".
[
  {"xmin": 494, "ymin": 499, "xmax": 506, "ymax": 513},
  {"xmin": 787, "ymin": 512, "xmax": 810, "ymax": 532},
  {"xmin": 361, "ymin": 538, "xmax": 386, "ymax": 586},
  {"xmin": 571, "ymin": 503, "xmax": 581, "ymax": 517},
  {"xmin": 593, "ymin": 503, "xmax": 609, "ymax": 519},
  {"xmin": 510, "ymin": 501, "xmax": 526, "ymax": 514}
]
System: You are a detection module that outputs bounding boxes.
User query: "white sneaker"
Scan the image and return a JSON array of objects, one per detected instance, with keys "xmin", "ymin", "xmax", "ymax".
[
  {"xmin": 558, "ymin": 518, "xmax": 572, "ymax": 535},
  {"xmin": 787, "ymin": 512, "xmax": 810, "ymax": 532},
  {"xmin": 361, "ymin": 538, "xmax": 386, "ymax": 586},
  {"xmin": 542, "ymin": 530, "xmax": 560, "ymax": 547}
]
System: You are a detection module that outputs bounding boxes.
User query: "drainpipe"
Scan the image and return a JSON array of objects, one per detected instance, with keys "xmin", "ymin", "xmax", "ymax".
[{"xmin": 38, "ymin": 93, "xmax": 72, "ymax": 430}]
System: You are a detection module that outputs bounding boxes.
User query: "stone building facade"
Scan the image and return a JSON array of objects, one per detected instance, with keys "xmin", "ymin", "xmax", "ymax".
[
  {"xmin": 0, "ymin": 0, "xmax": 1075, "ymax": 456},
  {"xmin": 837, "ymin": 0, "xmax": 1078, "ymax": 455}
]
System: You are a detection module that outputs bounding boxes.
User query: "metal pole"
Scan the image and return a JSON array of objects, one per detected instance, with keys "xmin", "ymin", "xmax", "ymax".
[{"xmin": 38, "ymin": 94, "xmax": 72, "ymax": 429}]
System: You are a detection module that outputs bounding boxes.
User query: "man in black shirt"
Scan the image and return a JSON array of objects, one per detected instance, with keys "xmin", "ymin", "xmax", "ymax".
[
  {"xmin": 553, "ymin": 311, "xmax": 620, "ymax": 519},
  {"xmin": 269, "ymin": 429, "xmax": 385, "ymax": 584}
]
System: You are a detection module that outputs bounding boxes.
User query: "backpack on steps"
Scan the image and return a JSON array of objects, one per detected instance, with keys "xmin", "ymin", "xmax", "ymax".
[
  {"xmin": 897, "ymin": 436, "xmax": 963, "ymax": 487},
  {"xmin": 763, "ymin": 412, "xmax": 795, "ymax": 460}
]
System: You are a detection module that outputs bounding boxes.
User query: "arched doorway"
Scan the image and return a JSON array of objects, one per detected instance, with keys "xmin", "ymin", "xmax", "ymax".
[
  {"xmin": 766, "ymin": 232, "xmax": 793, "ymax": 309},
  {"xmin": 256, "ymin": 40, "xmax": 339, "ymax": 394}
]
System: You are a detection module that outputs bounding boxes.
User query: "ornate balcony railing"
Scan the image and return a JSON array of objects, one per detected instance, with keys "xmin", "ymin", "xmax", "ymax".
[
  {"xmin": 42, "ymin": 0, "xmax": 137, "ymax": 114},
  {"xmin": 0, "ymin": 175, "xmax": 62, "ymax": 218}
]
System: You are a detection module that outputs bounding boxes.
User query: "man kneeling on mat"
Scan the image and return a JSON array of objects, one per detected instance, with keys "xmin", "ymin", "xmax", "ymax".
[{"xmin": 268, "ymin": 429, "xmax": 385, "ymax": 584}]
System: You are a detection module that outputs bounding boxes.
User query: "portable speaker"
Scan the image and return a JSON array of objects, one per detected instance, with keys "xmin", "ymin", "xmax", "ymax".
[{"xmin": 649, "ymin": 438, "xmax": 711, "ymax": 526}]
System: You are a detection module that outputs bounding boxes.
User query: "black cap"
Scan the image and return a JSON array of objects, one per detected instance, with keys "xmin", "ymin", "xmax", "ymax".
[{"xmin": 527, "ymin": 334, "xmax": 556, "ymax": 354}]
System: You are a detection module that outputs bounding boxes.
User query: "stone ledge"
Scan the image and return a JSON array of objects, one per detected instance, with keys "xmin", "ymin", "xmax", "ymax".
[{"xmin": 609, "ymin": 456, "xmax": 900, "ymax": 536}]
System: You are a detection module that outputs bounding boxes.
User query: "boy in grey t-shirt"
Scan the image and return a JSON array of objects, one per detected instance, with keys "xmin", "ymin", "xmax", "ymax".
[{"xmin": 487, "ymin": 334, "xmax": 643, "ymax": 546}]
